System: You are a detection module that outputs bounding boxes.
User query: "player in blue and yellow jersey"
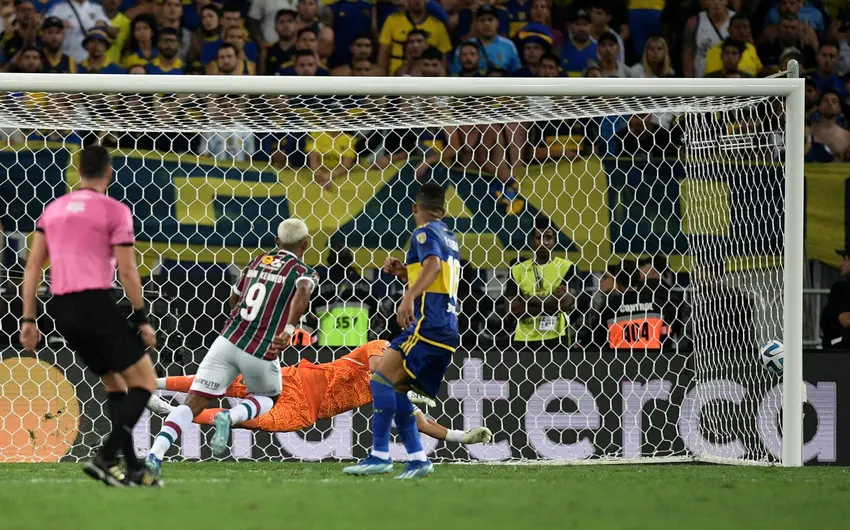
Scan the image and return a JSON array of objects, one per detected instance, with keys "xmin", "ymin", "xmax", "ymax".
[
  {"xmin": 344, "ymin": 182, "xmax": 460, "ymax": 479},
  {"xmin": 145, "ymin": 28, "xmax": 184, "ymax": 74}
]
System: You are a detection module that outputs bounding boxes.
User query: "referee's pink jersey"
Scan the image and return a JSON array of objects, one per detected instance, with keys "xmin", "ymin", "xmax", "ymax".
[{"xmin": 36, "ymin": 189, "xmax": 135, "ymax": 296}]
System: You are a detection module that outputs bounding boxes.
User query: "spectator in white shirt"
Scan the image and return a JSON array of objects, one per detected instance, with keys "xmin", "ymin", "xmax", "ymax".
[
  {"xmin": 249, "ymin": 0, "xmax": 298, "ymax": 47},
  {"xmin": 45, "ymin": 0, "xmax": 110, "ymax": 62}
]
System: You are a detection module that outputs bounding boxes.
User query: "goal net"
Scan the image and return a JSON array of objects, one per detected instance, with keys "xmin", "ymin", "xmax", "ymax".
[{"xmin": 0, "ymin": 75, "xmax": 803, "ymax": 465}]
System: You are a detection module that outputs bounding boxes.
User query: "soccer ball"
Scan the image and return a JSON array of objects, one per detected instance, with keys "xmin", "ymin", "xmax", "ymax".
[{"xmin": 759, "ymin": 340, "xmax": 784, "ymax": 374}]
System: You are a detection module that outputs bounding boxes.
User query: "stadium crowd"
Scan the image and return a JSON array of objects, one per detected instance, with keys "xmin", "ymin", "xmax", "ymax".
[
  {"xmin": 0, "ymin": 0, "xmax": 846, "ymax": 164},
  {"xmin": 0, "ymin": 0, "xmax": 838, "ymax": 355}
]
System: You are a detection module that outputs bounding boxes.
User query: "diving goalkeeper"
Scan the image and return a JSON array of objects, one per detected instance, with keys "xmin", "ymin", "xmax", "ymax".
[{"xmin": 147, "ymin": 340, "xmax": 491, "ymax": 445}]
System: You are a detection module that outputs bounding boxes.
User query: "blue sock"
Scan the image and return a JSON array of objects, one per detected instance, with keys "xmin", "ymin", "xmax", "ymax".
[
  {"xmin": 395, "ymin": 390, "xmax": 427, "ymax": 462},
  {"xmin": 369, "ymin": 371, "xmax": 396, "ymax": 460}
]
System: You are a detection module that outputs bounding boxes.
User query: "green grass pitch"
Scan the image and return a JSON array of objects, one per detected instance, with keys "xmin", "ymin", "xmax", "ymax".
[{"xmin": 1, "ymin": 462, "xmax": 849, "ymax": 529}]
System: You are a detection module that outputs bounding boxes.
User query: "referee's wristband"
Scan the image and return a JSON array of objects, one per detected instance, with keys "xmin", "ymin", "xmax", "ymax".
[
  {"xmin": 20, "ymin": 317, "xmax": 36, "ymax": 324},
  {"xmin": 128, "ymin": 308, "xmax": 148, "ymax": 326}
]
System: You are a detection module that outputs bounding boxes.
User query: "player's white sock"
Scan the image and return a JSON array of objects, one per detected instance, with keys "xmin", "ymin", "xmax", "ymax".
[
  {"xmin": 445, "ymin": 429, "xmax": 464, "ymax": 443},
  {"xmin": 155, "ymin": 377, "xmax": 166, "ymax": 390},
  {"xmin": 149, "ymin": 404, "xmax": 194, "ymax": 459},
  {"xmin": 227, "ymin": 395, "xmax": 274, "ymax": 425}
]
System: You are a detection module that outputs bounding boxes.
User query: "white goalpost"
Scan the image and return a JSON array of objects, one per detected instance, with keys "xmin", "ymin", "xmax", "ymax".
[{"xmin": 0, "ymin": 70, "xmax": 804, "ymax": 466}]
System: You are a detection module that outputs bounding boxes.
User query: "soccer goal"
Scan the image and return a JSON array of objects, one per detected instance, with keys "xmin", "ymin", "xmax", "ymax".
[{"xmin": 0, "ymin": 70, "xmax": 804, "ymax": 467}]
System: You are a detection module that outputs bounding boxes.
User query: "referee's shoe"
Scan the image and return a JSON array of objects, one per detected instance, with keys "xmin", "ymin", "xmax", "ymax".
[
  {"xmin": 83, "ymin": 455, "xmax": 126, "ymax": 487},
  {"xmin": 123, "ymin": 467, "xmax": 163, "ymax": 488}
]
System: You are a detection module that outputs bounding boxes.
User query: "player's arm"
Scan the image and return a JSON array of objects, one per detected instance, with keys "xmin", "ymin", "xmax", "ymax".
[
  {"xmin": 115, "ymin": 245, "xmax": 157, "ymax": 349},
  {"xmin": 229, "ymin": 266, "xmax": 250, "ymax": 309},
  {"xmin": 397, "ymin": 255, "xmax": 440, "ymax": 328},
  {"xmin": 269, "ymin": 276, "xmax": 316, "ymax": 354},
  {"xmin": 20, "ymin": 231, "xmax": 48, "ymax": 350},
  {"xmin": 506, "ymin": 271, "xmax": 546, "ymax": 318}
]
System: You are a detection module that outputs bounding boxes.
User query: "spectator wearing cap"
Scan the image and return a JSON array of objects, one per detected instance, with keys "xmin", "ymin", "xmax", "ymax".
[
  {"xmin": 590, "ymin": 5, "xmax": 624, "ymax": 64},
  {"xmin": 393, "ymin": 29, "xmax": 427, "ymax": 76},
  {"xmin": 296, "ymin": 0, "xmax": 333, "ymax": 62},
  {"xmin": 45, "ymin": 0, "xmax": 109, "ymax": 63},
  {"xmin": 450, "ymin": 4, "xmax": 520, "ymax": 75},
  {"xmin": 812, "ymin": 41, "xmax": 846, "ymax": 97},
  {"xmin": 379, "ymin": 0, "xmax": 450, "ymax": 75},
  {"xmin": 145, "ymin": 27, "xmax": 184, "ymax": 74},
  {"xmin": 261, "ymin": 8, "xmax": 297, "ymax": 75},
  {"xmin": 630, "ymin": 36, "xmax": 674, "ymax": 77},
  {"xmin": 704, "ymin": 14, "xmax": 763, "ymax": 77},
  {"xmin": 4, "ymin": 44, "xmax": 42, "ymax": 72},
  {"xmin": 452, "ymin": 40, "xmax": 484, "ymax": 76},
  {"xmin": 453, "ymin": 0, "xmax": 509, "ymax": 42},
  {"xmin": 248, "ymin": 0, "xmax": 298, "ymax": 49},
  {"xmin": 528, "ymin": 0, "xmax": 561, "ymax": 45},
  {"xmin": 556, "ymin": 8, "xmax": 596, "ymax": 77},
  {"xmin": 821, "ymin": 248, "xmax": 850, "ymax": 349},
  {"xmin": 121, "ymin": 14, "xmax": 157, "ymax": 69},
  {"xmin": 102, "ymin": 0, "xmax": 130, "ymax": 65},
  {"xmin": 596, "ymin": 32, "xmax": 634, "ymax": 78},
  {"xmin": 514, "ymin": 23, "xmax": 552, "ymax": 77},
  {"xmin": 681, "ymin": 0, "xmax": 734, "ymax": 78},
  {"xmin": 327, "ymin": 0, "xmax": 372, "ymax": 68},
  {"xmin": 811, "ymin": 89, "xmax": 850, "ymax": 160},
  {"xmin": 158, "ymin": 0, "xmax": 191, "ymax": 61},
  {"xmin": 330, "ymin": 34, "xmax": 377, "ymax": 75},
  {"xmin": 40, "ymin": 15, "xmax": 76, "ymax": 72},
  {"xmin": 758, "ymin": 12, "xmax": 817, "ymax": 74},
  {"xmin": 78, "ymin": 27, "xmax": 125, "ymax": 73},
  {"xmin": 705, "ymin": 39, "xmax": 752, "ymax": 77}
]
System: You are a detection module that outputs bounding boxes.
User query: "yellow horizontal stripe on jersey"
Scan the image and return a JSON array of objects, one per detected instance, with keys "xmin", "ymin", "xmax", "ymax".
[
  {"xmin": 406, "ymin": 261, "xmax": 451, "ymax": 294},
  {"xmin": 414, "ymin": 334, "xmax": 456, "ymax": 352}
]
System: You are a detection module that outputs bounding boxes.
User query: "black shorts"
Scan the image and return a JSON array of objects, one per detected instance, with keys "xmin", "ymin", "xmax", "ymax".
[{"xmin": 49, "ymin": 289, "xmax": 146, "ymax": 376}]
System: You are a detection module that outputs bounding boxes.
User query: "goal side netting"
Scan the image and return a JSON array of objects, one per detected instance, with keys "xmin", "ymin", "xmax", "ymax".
[{"xmin": 0, "ymin": 76, "xmax": 802, "ymax": 466}]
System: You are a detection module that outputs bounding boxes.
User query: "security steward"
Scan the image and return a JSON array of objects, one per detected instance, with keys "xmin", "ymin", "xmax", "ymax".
[{"xmin": 506, "ymin": 217, "xmax": 578, "ymax": 349}]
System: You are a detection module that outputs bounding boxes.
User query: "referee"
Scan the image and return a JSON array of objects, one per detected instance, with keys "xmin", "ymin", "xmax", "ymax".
[{"xmin": 20, "ymin": 145, "xmax": 159, "ymax": 487}]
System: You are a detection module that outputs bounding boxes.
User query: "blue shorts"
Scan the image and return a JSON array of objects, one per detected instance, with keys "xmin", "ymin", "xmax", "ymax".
[{"xmin": 389, "ymin": 328, "xmax": 456, "ymax": 399}]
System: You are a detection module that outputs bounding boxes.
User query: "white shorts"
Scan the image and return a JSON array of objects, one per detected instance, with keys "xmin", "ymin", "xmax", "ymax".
[{"xmin": 189, "ymin": 336, "xmax": 282, "ymax": 397}]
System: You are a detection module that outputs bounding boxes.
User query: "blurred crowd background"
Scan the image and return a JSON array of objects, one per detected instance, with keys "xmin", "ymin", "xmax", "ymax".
[{"xmin": 0, "ymin": 0, "xmax": 847, "ymax": 360}]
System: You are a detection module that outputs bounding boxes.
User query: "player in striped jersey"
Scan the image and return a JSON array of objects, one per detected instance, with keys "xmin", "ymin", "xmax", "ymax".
[{"xmin": 145, "ymin": 218, "xmax": 317, "ymax": 479}]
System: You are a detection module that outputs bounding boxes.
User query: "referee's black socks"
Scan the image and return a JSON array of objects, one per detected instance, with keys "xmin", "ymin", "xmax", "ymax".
[
  {"xmin": 101, "ymin": 388, "xmax": 152, "ymax": 469},
  {"xmin": 106, "ymin": 392, "xmax": 141, "ymax": 471}
]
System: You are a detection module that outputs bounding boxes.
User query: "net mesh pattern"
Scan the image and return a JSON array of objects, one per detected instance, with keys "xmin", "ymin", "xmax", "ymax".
[{"xmin": 0, "ymin": 90, "xmax": 786, "ymax": 464}]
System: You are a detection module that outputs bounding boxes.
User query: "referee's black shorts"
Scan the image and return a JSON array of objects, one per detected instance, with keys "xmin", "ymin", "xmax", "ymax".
[{"xmin": 49, "ymin": 289, "xmax": 146, "ymax": 376}]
